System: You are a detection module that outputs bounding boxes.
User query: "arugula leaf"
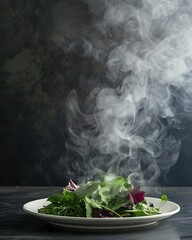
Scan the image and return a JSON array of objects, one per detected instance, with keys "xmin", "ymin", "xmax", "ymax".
[
  {"xmin": 123, "ymin": 203, "xmax": 161, "ymax": 216},
  {"xmin": 84, "ymin": 196, "xmax": 102, "ymax": 209},
  {"xmin": 84, "ymin": 196, "xmax": 102, "ymax": 218},
  {"xmin": 75, "ymin": 181, "xmax": 100, "ymax": 199},
  {"xmin": 84, "ymin": 199, "xmax": 92, "ymax": 218},
  {"xmin": 108, "ymin": 197, "xmax": 130, "ymax": 211},
  {"xmin": 92, "ymin": 176, "xmax": 132, "ymax": 206}
]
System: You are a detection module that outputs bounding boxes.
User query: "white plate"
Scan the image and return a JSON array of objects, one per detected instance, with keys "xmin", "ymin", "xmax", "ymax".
[{"xmin": 23, "ymin": 197, "xmax": 180, "ymax": 230}]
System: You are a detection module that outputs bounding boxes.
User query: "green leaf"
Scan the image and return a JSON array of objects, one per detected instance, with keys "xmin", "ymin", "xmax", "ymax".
[
  {"xmin": 84, "ymin": 200, "xmax": 92, "ymax": 218},
  {"xmin": 123, "ymin": 203, "xmax": 161, "ymax": 217},
  {"xmin": 60, "ymin": 189, "xmax": 78, "ymax": 205},
  {"xmin": 75, "ymin": 181, "xmax": 100, "ymax": 199},
  {"xmin": 84, "ymin": 196, "xmax": 102, "ymax": 209},
  {"xmin": 108, "ymin": 176, "xmax": 132, "ymax": 194},
  {"xmin": 108, "ymin": 197, "xmax": 130, "ymax": 211},
  {"xmin": 84, "ymin": 197, "xmax": 102, "ymax": 218},
  {"xmin": 94, "ymin": 176, "xmax": 132, "ymax": 206},
  {"xmin": 48, "ymin": 194, "xmax": 61, "ymax": 203}
]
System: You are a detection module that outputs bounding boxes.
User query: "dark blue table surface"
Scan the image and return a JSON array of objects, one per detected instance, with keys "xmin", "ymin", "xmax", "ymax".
[{"xmin": 0, "ymin": 187, "xmax": 191, "ymax": 240}]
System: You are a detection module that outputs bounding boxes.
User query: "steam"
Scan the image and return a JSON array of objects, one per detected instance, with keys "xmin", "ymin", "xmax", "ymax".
[{"xmin": 59, "ymin": 0, "xmax": 192, "ymax": 186}]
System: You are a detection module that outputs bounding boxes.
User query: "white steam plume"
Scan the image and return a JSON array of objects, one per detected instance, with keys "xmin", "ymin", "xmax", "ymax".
[{"xmin": 59, "ymin": 0, "xmax": 192, "ymax": 186}]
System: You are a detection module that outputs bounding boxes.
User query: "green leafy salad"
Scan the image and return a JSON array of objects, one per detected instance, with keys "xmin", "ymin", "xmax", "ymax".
[{"xmin": 38, "ymin": 176, "xmax": 168, "ymax": 218}]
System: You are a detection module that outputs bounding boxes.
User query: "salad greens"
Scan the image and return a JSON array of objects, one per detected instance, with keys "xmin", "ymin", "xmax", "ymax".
[{"xmin": 38, "ymin": 176, "xmax": 168, "ymax": 218}]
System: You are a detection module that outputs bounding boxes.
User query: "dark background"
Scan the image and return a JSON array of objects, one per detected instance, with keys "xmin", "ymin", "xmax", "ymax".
[{"xmin": 1, "ymin": 0, "xmax": 192, "ymax": 186}]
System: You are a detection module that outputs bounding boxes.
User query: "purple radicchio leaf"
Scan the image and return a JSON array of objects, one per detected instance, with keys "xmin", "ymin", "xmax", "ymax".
[
  {"xmin": 128, "ymin": 185, "xmax": 145, "ymax": 204},
  {"xmin": 65, "ymin": 179, "xmax": 79, "ymax": 191},
  {"xmin": 92, "ymin": 209, "xmax": 114, "ymax": 218}
]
